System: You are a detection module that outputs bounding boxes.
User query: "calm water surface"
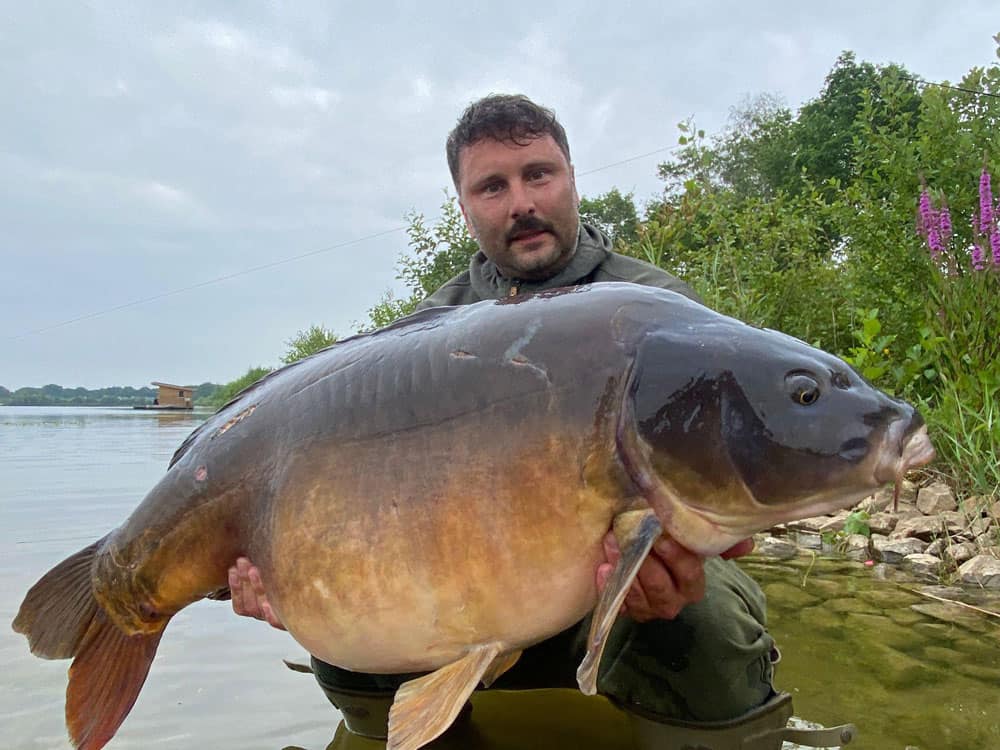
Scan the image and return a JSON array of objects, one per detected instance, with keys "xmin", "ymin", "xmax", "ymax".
[{"xmin": 1, "ymin": 407, "xmax": 998, "ymax": 750}]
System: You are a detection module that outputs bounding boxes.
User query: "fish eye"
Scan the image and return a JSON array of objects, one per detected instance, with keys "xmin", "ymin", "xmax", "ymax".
[{"xmin": 786, "ymin": 373, "xmax": 821, "ymax": 406}]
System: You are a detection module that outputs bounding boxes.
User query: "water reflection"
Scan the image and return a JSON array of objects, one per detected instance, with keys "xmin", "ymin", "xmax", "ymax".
[{"xmin": 314, "ymin": 690, "xmax": 633, "ymax": 750}]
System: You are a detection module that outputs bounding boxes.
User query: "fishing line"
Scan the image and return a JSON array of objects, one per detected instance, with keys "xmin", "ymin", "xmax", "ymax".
[
  {"xmin": 6, "ymin": 145, "xmax": 682, "ymax": 341},
  {"xmin": 901, "ymin": 75, "xmax": 1000, "ymax": 100},
  {"xmin": 9, "ymin": 71, "xmax": 993, "ymax": 340}
]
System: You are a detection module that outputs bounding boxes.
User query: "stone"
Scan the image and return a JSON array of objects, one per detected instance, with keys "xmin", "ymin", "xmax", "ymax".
[
  {"xmin": 956, "ymin": 663, "xmax": 1000, "ymax": 682},
  {"xmin": 786, "ymin": 516, "xmax": 830, "ymax": 533},
  {"xmin": 925, "ymin": 538, "xmax": 945, "ymax": 557},
  {"xmin": 857, "ymin": 487, "xmax": 894, "ymax": 514},
  {"xmin": 787, "ymin": 529, "xmax": 823, "ymax": 550},
  {"xmin": 902, "ymin": 553, "xmax": 943, "ymax": 580},
  {"xmin": 916, "ymin": 481, "xmax": 957, "ymax": 514},
  {"xmin": 911, "ymin": 602, "xmax": 991, "ymax": 633},
  {"xmin": 958, "ymin": 554, "xmax": 1000, "ymax": 589},
  {"xmin": 826, "ymin": 597, "xmax": 877, "ymax": 615},
  {"xmin": 887, "ymin": 608, "xmax": 924, "ymax": 626},
  {"xmin": 946, "ymin": 541, "xmax": 979, "ymax": 565},
  {"xmin": 755, "ymin": 535, "xmax": 799, "ymax": 560},
  {"xmin": 842, "ymin": 533, "xmax": 871, "ymax": 561},
  {"xmin": 873, "ymin": 536, "xmax": 926, "ymax": 564},
  {"xmin": 761, "ymin": 581, "xmax": 821, "ymax": 610},
  {"xmin": 866, "ymin": 512, "xmax": 897, "ymax": 535},
  {"xmin": 818, "ymin": 510, "xmax": 851, "ymax": 534},
  {"xmin": 959, "ymin": 495, "xmax": 989, "ymax": 518},
  {"xmin": 890, "ymin": 514, "xmax": 963, "ymax": 542},
  {"xmin": 992, "ymin": 500, "xmax": 1000, "ymax": 520},
  {"xmin": 968, "ymin": 516, "xmax": 993, "ymax": 538},
  {"xmin": 857, "ymin": 587, "xmax": 920, "ymax": 610}
]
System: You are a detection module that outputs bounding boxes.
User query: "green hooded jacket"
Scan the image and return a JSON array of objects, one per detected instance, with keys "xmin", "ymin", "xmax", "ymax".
[{"xmin": 415, "ymin": 223, "xmax": 701, "ymax": 310}]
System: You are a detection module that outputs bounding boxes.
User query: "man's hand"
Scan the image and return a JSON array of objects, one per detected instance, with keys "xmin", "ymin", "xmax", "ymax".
[
  {"xmin": 228, "ymin": 557, "xmax": 286, "ymax": 631},
  {"xmin": 597, "ymin": 533, "xmax": 754, "ymax": 623}
]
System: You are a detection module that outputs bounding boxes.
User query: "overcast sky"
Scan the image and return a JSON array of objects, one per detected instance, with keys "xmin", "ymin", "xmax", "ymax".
[{"xmin": 3, "ymin": 2, "xmax": 997, "ymax": 389}]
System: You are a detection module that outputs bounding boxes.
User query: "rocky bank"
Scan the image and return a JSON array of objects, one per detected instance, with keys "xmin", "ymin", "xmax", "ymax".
[{"xmin": 757, "ymin": 479, "xmax": 1000, "ymax": 589}]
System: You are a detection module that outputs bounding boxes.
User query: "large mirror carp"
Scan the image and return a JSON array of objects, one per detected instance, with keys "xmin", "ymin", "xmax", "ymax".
[{"xmin": 14, "ymin": 283, "xmax": 934, "ymax": 750}]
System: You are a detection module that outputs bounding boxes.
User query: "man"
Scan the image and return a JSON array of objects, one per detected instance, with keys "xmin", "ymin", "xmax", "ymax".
[{"xmin": 231, "ymin": 95, "xmax": 793, "ymax": 749}]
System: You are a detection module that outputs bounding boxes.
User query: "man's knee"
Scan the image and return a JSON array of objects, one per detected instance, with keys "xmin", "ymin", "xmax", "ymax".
[{"xmin": 597, "ymin": 560, "xmax": 775, "ymax": 722}]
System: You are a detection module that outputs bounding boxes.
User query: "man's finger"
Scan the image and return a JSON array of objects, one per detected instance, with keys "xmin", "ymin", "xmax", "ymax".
[
  {"xmin": 632, "ymin": 553, "xmax": 681, "ymax": 621},
  {"xmin": 652, "ymin": 538, "xmax": 706, "ymax": 603},
  {"xmin": 228, "ymin": 565, "xmax": 245, "ymax": 615},
  {"xmin": 602, "ymin": 532, "xmax": 621, "ymax": 566},
  {"xmin": 248, "ymin": 566, "xmax": 267, "ymax": 598}
]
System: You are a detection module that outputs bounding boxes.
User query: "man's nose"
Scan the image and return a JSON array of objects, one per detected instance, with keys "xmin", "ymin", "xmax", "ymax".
[{"xmin": 508, "ymin": 180, "xmax": 535, "ymax": 219}]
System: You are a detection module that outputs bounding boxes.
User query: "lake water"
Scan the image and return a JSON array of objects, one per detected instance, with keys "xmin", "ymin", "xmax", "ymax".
[{"xmin": 1, "ymin": 406, "xmax": 998, "ymax": 750}]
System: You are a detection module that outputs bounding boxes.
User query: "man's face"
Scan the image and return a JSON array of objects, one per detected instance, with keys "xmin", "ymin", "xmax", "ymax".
[{"xmin": 456, "ymin": 134, "xmax": 580, "ymax": 281}]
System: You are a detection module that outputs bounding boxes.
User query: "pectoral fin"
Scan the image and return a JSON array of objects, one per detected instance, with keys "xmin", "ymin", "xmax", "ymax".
[
  {"xmin": 387, "ymin": 642, "xmax": 502, "ymax": 750},
  {"xmin": 481, "ymin": 649, "xmax": 522, "ymax": 688},
  {"xmin": 576, "ymin": 508, "xmax": 662, "ymax": 695}
]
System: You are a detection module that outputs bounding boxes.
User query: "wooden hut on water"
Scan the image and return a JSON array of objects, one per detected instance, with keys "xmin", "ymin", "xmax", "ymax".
[{"xmin": 134, "ymin": 382, "xmax": 196, "ymax": 410}]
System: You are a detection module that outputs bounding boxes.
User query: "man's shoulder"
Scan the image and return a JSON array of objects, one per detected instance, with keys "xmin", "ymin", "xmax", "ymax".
[
  {"xmin": 593, "ymin": 252, "xmax": 702, "ymax": 303},
  {"xmin": 414, "ymin": 270, "xmax": 479, "ymax": 311}
]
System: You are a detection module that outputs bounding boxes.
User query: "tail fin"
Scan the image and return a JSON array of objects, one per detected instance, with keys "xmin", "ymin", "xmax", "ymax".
[
  {"xmin": 13, "ymin": 538, "xmax": 166, "ymax": 750},
  {"xmin": 13, "ymin": 537, "xmax": 105, "ymax": 659},
  {"xmin": 67, "ymin": 608, "xmax": 165, "ymax": 750}
]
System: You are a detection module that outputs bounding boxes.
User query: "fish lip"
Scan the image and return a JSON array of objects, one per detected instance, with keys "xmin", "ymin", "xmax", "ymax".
[{"xmin": 874, "ymin": 421, "xmax": 935, "ymax": 484}]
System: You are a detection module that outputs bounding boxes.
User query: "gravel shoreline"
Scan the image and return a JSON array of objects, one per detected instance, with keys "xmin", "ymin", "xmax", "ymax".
[{"xmin": 756, "ymin": 480, "xmax": 1000, "ymax": 589}]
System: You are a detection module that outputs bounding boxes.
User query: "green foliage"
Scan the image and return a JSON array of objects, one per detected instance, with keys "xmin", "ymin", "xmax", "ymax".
[
  {"xmin": 204, "ymin": 366, "xmax": 273, "ymax": 408},
  {"xmin": 842, "ymin": 309, "xmax": 896, "ymax": 385},
  {"xmin": 793, "ymin": 52, "xmax": 920, "ymax": 199},
  {"xmin": 399, "ymin": 195, "xmax": 478, "ymax": 299},
  {"xmin": 842, "ymin": 510, "xmax": 872, "ymax": 538},
  {"xmin": 925, "ymin": 371, "xmax": 1000, "ymax": 499},
  {"xmin": 193, "ymin": 382, "xmax": 221, "ymax": 404},
  {"xmin": 641, "ymin": 39, "xmax": 1000, "ymax": 502},
  {"xmin": 579, "ymin": 188, "xmax": 639, "ymax": 245},
  {"xmin": 712, "ymin": 94, "xmax": 799, "ymax": 200},
  {"xmin": 633, "ymin": 181, "xmax": 847, "ymax": 349},
  {"xmin": 281, "ymin": 324, "xmax": 338, "ymax": 365},
  {"xmin": 0, "ymin": 384, "xmax": 159, "ymax": 406},
  {"xmin": 362, "ymin": 194, "xmax": 477, "ymax": 330}
]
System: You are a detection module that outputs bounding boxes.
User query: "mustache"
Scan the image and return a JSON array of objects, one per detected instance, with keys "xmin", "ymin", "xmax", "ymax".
[{"xmin": 507, "ymin": 216, "xmax": 554, "ymax": 242}]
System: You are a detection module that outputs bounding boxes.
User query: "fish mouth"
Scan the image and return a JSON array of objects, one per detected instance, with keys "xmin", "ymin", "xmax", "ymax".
[
  {"xmin": 874, "ymin": 421, "xmax": 935, "ymax": 485},
  {"xmin": 873, "ymin": 421, "xmax": 934, "ymax": 511}
]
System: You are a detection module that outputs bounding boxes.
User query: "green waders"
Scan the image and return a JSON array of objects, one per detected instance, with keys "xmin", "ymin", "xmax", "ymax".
[{"xmin": 311, "ymin": 559, "xmax": 853, "ymax": 748}]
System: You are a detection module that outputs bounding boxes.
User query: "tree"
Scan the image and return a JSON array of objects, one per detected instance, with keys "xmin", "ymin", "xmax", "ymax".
[
  {"xmin": 793, "ymin": 52, "xmax": 920, "ymax": 197},
  {"xmin": 205, "ymin": 366, "xmax": 273, "ymax": 408},
  {"xmin": 362, "ymin": 194, "xmax": 477, "ymax": 330},
  {"xmin": 281, "ymin": 324, "xmax": 338, "ymax": 365},
  {"xmin": 579, "ymin": 188, "xmax": 639, "ymax": 245}
]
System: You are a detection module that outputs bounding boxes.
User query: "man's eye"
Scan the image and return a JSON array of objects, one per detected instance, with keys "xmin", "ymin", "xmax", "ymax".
[
  {"xmin": 528, "ymin": 169, "xmax": 549, "ymax": 181},
  {"xmin": 483, "ymin": 183, "xmax": 503, "ymax": 194}
]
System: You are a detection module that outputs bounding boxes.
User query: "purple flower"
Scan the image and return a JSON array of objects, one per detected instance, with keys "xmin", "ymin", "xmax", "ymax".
[
  {"xmin": 991, "ymin": 227, "xmax": 1000, "ymax": 266},
  {"xmin": 980, "ymin": 169, "xmax": 995, "ymax": 235},
  {"xmin": 971, "ymin": 242, "xmax": 987, "ymax": 271},
  {"xmin": 938, "ymin": 204, "xmax": 952, "ymax": 245},
  {"xmin": 927, "ymin": 226, "xmax": 943, "ymax": 258},
  {"xmin": 918, "ymin": 189, "xmax": 935, "ymax": 237}
]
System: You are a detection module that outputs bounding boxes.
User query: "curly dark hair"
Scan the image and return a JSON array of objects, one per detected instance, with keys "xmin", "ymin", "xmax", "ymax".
[{"xmin": 446, "ymin": 94, "xmax": 571, "ymax": 190}]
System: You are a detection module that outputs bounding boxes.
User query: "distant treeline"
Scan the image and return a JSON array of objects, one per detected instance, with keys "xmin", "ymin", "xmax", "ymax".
[{"xmin": 0, "ymin": 383, "xmax": 221, "ymax": 407}]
